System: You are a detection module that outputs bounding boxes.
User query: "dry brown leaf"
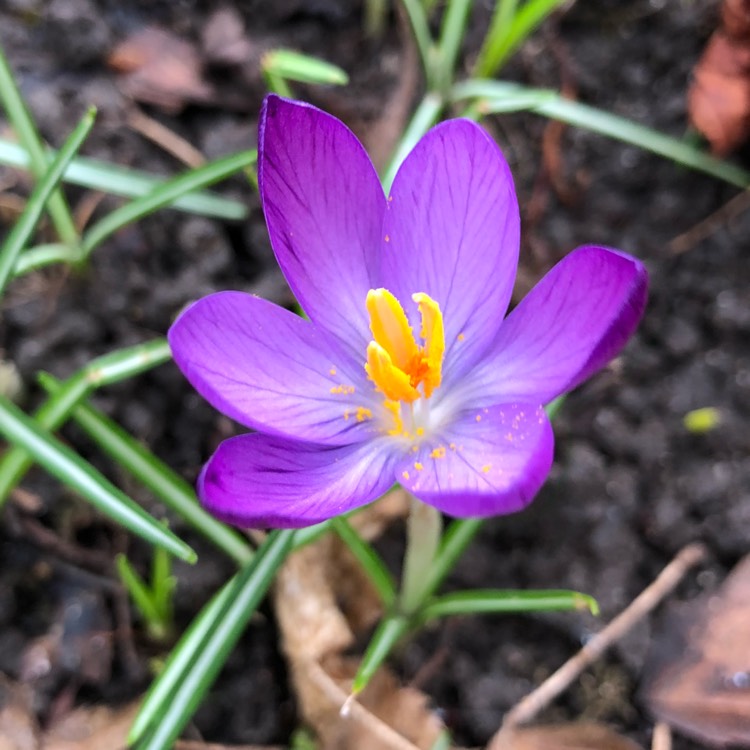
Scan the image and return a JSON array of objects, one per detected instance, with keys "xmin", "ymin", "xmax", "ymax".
[
  {"xmin": 642, "ymin": 553, "xmax": 750, "ymax": 746},
  {"xmin": 489, "ymin": 723, "xmax": 643, "ymax": 750},
  {"xmin": 108, "ymin": 27, "xmax": 216, "ymax": 112},
  {"xmin": 0, "ymin": 675, "xmax": 39, "ymax": 750},
  {"xmin": 325, "ymin": 658, "xmax": 444, "ymax": 750},
  {"xmin": 688, "ymin": 0, "xmax": 750, "ymax": 154},
  {"xmin": 42, "ymin": 701, "xmax": 139, "ymax": 750}
]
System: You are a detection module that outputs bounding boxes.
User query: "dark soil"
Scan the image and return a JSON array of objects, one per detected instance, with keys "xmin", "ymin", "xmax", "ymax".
[{"xmin": 1, "ymin": 1, "xmax": 748, "ymax": 748}]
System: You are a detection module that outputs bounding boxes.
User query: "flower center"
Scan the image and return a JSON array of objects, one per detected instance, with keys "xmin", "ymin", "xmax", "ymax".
[{"xmin": 363, "ymin": 288, "xmax": 445, "ymax": 439}]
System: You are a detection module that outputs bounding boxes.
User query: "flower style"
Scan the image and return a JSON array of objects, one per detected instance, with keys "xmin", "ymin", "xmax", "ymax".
[{"xmin": 168, "ymin": 95, "xmax": 648, "ymax": 529}]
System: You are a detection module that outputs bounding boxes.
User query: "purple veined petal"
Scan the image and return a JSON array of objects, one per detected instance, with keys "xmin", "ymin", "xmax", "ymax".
[
  {"xmin": 168, "ymin": 291, "xmax": 380, "ymax": 446},
  {"xmin": 464, "ymin": 245, "xmax": 648, "ymax": 405},
  {"xmin": 198, "ymin": 433, "xmax": 399, "ymax": 528},
  {"xmin": 381, "ymin": 119, "xmax": 520, "ymax": 380},
  {"xmin": 398, "ymin": 403, "xmax": 554, "ymax": 518},
  {"xmin": 258, "ymin": 95, "xmax": 385, "ymax": 358}
]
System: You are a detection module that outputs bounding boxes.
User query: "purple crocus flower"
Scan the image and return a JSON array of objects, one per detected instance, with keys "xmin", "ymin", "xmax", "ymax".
[{"xmin": 168, "ymin": 95, "xmax": 648, "ymax": 529}]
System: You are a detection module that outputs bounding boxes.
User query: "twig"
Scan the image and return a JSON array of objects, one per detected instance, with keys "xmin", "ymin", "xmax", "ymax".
[
  {"xmin": 128, "ymin": 107, "xmax": 206, "ymax": 168},
  {"xmin": 502, "ymin": 543, "xmax": 707, "ymax": 728},
  {"xmin": 651, "ymin": 721, "xmax": 672, "ymax": 750},
  {"xmin": 308, "ymin": 661, "xmax": 423, "ymax": 750},
  {"xmin": 669, "ymin": 189, "xmax": 750, "ymax": 254}
]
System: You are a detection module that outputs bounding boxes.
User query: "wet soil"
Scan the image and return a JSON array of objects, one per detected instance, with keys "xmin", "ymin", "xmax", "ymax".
[{"xmin": 1, "ymin": 1, "xmax": 748, "ymax": 748}]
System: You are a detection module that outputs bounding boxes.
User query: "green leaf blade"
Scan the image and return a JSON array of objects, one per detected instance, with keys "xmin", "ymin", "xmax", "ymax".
[
  {"xmin": 332, "ymin": 516, "xmax": 396, "ymax": 607},
  {"xmin": 419, "ymin": 588, "xmax": 599, "ymax": 623},
  {"xmin": 133, "ymin": 530, "xmax": 293, "ymax": 749},
  {"xmin": 0, "ymin": 395, "xmax": 196, "ymax": 562},
  {"xmin": 261, "ymin": 49, "xmax": 349, "ymax": 86},
  {"xmin": 79, "ymin": 150, "xmax": 257, "ymax": 262},
  {"xmin": 0, "ymin": 44, "xmax": 78, "ymax": 244},
  {"xmin": 0, "ymin": 138, "xmax": 249, "ymax": 220},
  {"xmin": 0, "ymin": 107, "xmax": 95, "ymax": 295}
]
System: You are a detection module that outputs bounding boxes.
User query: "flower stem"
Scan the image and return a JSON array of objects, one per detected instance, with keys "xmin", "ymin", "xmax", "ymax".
[{"xmin": 398, "ymin": 493, "xmax": 443, "ymax": 615}]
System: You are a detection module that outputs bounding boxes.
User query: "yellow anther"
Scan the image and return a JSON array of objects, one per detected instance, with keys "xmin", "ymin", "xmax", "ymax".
[
  {"xmin": 412, "ymin": 292, "xmax": 444, "ymax": 397},
  {"xmin": 365, "ymin": 342, "xmax": 420, "ymax": 403},
  {"xmin": 364, "ymin": 288, "xmax": 445, "ymax": 407},
  {"xmin": 366, "ymin": 289, "xmax": 419, "ymax": 373}
]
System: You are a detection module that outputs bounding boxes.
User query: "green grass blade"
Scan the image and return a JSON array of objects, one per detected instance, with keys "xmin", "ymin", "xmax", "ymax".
[
  {"xmin": 39, "ymin": 377, "xmax": 252, "ymax": 565},
  {"xmin": 533, "ymin": 95, "xmax": 750, "ymax": 187},
  {"xmin": 0, "ymin": 138, "xmax": 249, "ymax": 220},
  {"xmin": 117, "ymin": 553, "xmax": 164, "ymax": 627},
  {"xmin": 401, "ymin": 0, "xmax": 435, "ymax": 83},
  {"xmin": 261, "ymin": 49, "xmax": 348, "ymax": 86},
  {"xmin": 0, "ymin": 373, "xmax": 90, "ymax": 507},
  {"xmin": 11, "ymin": 243, "xmax": 77, "ymax": 277},
  {"xmin": 81, "ymin": 338, "xmax": 171, "ymax": 386},
  {"xmin": 290, "ymin": 518, "xmax": 335, "ymax": 548},
  {"xmin": 473, "ymin": 0, "xmax": 518, "ymax": 78},
  {"xmin": 78, "ymin": 150, "xmax": 256, "ymax": 262},
  {"xmin": 381, "ymin": 92, "xmax": 443, "ymax": 193},
  {"xmin": 0, "ymin": 394, "xmax": 196, "ymax": 562},
  {"xmin": 452, "ymin": 79, "xmax": 750, "ymax": 188},
  {"xmin": 135, "ymin": 530, "xmax": 294, "ymax": 749},
  {"xmin": 332, "ymin": 516, "xmax": 396, "ymax": 607},
  {"xmin": 423, "ymin": 518, "xmax": 483, "ymax": 602},
  {"xmin": 351, "ymin": 613, "xmax": 410, "ymax": 694},
  {"xmin": 128, "ymin": 572, "xmax": 239, "ymax": 744},
  {"xmin": 0, "ymin": 108, "xmax": 95, "ymax": 295},
  {"xmin": 151, "ymin": 544, "xmax": 175, "ymax": 624},
  {"xmin": 436, "ymin": 0, "xmax": 473, "ymax": 91},
  {"xmin": 475, "ymin": 0, "xmax": 567, "ymax": 76},
  {"xmin": 0, "ymin": 44, "xmax": 78, "ymax": 245},
  {"xmin": 419, "ymin": 589, "xmax": 599, "ymax": 623}
]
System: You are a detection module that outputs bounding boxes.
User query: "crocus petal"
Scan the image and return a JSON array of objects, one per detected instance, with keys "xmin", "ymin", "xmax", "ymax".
[
  {"xmin": 398, "ymin": 403, "xmax": 553, "ymax": 517},
  {"xmin": 258, "ymin": 95, "xmax": 385, "ymax": 357},
  {"xmin": 466, "ymin": 246, "xmax": 648, "ymax": 405},
  {"xmin": 381, "ymin": 119, "xmax": 520, "ymax": 378},
  {"xmin": 199, "ymin": 433, "xmax": 398, "ymax": 528},
  {"xmin": 169, "ymin": 291, "xmax": 378, "ymax": 445}
]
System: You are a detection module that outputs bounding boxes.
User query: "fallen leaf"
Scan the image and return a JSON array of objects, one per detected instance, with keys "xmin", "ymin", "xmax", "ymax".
[
  {"xmin": 688, "ymin": 0, "xmax": 750, "ymax": 154},
  {"xmin": 488, "ymin": 722, "xmax": 643, "ymax": 750},
  {"xmin": 109, "ymin": 27, "xmax": 216, "ymax": 112},
  {"xmin": 42, "ymin": 702, "xmax": 138, "ymax": 750},
  {"xmin": 326, "ymin": 658, "xmax": 445, "ymax": 750},
  {"xmin": 0, "ymin": 675, "xmax": 39, "ymax": 750},
  {"xmin": 642, "ymin": 553, "xmax": 750, "ymax": 746}
]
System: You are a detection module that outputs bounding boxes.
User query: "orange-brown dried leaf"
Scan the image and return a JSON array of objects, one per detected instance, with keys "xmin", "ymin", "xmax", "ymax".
[
  {"xmin": 642, "ymin": 554, "xmax": 750, "ymax": 746},
  {"xmin": 688, "ymin": 2, "xmax": 750, "ymax": 154},
  {"xmin": 722, "ymin": 0, "xmax": 750, "ymax": 40},
  {"xmin": 325, "ymin": 658, "xmax": 445, "ymax": 750},
  {"xmin": 0, "ymin": 675, "xmax": 39, "ymax": 750},
  {"xmin": 108, "ymin": 27, "xmax": 216, "ymax": 112},
  {"xmin": 488, "ymin": 723, "xmax": 643, "ymax": 750},
  {"xmin": 42, "ymin": 702, "xmax": 139, "ymax": 750}
]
